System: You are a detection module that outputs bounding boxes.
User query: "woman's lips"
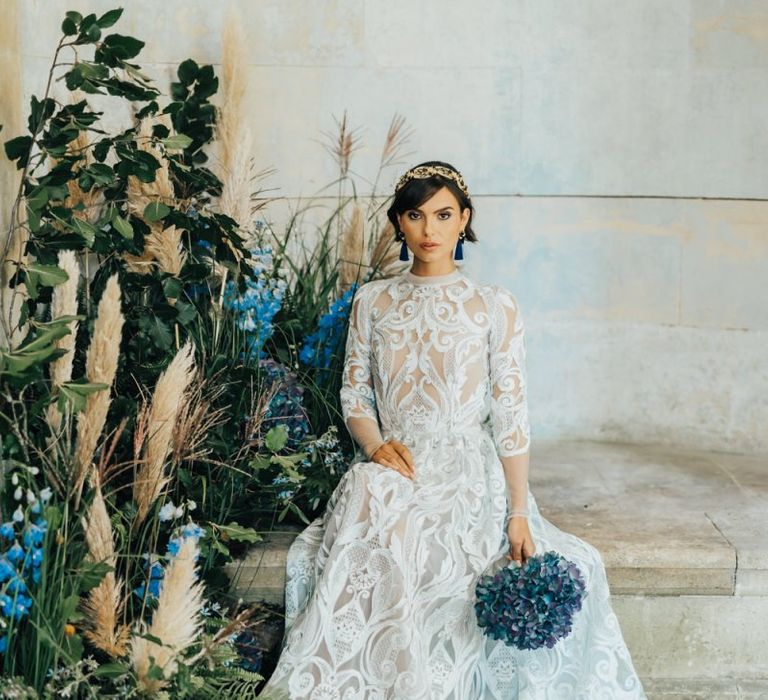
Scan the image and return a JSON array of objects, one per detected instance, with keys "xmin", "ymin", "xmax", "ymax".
[{"xmin": 420, "ymin": 242, "xmax": 439, "ymax": 249}]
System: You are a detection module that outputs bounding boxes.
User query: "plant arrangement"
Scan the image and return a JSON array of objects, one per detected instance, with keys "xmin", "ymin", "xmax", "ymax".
[{"xmin": 0, "ymin": 7, "xmax": 412, "ymax": 696}]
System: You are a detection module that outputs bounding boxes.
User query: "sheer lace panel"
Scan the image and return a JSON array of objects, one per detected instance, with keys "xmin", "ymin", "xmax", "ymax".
[{"xmin": 340, "ymin": 283, "xmax": 387, "ymax": 460}]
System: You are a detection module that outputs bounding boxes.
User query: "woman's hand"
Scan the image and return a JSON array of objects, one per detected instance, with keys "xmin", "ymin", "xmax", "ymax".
[
  {"xmin": 507, "ymin": 517, "xmax": 536, "ymax": 567},
  {"xmin": 370, "ymin": 440, "xmax": 415, "ymax": 480}
]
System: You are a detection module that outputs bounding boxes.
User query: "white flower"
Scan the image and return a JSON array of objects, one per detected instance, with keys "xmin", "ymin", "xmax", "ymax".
[
  {"xmin": 159, "ymin": 500, "xmax": 184, "ymax": 522},
  {"xmin": 40, "ymin": 487, "xmax": 52, "ymax": 503},
  {"xmin": 187, "ymin": 500, "xmax": 197, "ymax": 512},
  {"xmin": 11, "ymin": 472, "xmax": 19, "ymax": 486},
  {"xmin": 26, "ymin": 489, "xmax": 37, "ymax": 504},
  {"xmin": 26, "ymin": 466, "xmax": 40, "ymax": 476},
  {"xmin": 12, "ymin": 505, "xmax": 24, "ymax": 523},
  {"xmin": 13, "ymin": 486, "xmax": 23, "ymax": 501},
  {"xmin": 158, "ymin": 501, "xmax": 178, "ymax": 522}
]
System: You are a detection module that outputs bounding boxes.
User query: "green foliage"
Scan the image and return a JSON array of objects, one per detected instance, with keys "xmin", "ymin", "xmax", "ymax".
[{"xmin": 0, "ymin": 4, "xmax": 411, "ymax": 695}]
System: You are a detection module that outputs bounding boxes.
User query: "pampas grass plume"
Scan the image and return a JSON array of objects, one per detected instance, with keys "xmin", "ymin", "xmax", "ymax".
[
  {"xmin": 81, "ymin": 481, "xmax": 129, "ymax": 657},
  {"xmin": 338, "ymin": 204, "xmax": 366, "ymax": 293},
  {"xmin": 46, "ymin": 250, "xmax": 80, "ymax": 432},
  {"xmin": 73, "ymin": 274, "xmax": 124, "ymax": 502},
  {"xmin": 134, "ymin": 340, "xmax": 196, "ymax": 523},
  {"xmin": 131, "ymin": 536, "xmax": 205, "ymax": 692}
]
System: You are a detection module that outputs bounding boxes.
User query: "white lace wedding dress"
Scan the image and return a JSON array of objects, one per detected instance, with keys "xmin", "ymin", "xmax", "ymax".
[{"xmin": 259, "ymin": 267, "xmax": 647, "ymax": 699}]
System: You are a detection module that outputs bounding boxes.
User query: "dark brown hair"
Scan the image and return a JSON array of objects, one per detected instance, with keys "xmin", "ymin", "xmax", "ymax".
[{"xmin": 386, "ymin": 160, "xmax": 477, "ymax": 243}]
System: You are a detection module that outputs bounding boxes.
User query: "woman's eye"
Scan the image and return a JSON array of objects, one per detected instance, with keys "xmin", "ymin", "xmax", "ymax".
[
  {"xmin": 407, "ymin": 212, "xmax": 420, "ymax": 219},
  {"xmin": 439, "ymin": 212, "xmax": 451, "ymax": 220}
]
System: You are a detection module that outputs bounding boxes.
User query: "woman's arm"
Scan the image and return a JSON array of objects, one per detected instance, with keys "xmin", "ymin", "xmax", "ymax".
[
  {"xmin": 488, "ymin": 288, "xmax": 532, "ymax": 515},
  {"xmin": 339, "ymin": 284, "xmax": 387, "ymax": 460}
]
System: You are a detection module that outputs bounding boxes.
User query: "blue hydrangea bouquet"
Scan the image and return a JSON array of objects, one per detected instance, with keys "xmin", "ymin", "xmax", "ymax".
[{"xmin": 474, "ymin": 550, "xmax": 587, "ymax": 650}]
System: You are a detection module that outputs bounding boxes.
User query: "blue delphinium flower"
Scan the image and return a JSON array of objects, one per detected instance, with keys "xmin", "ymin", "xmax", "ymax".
[
  {"xmin": 133, "ymin": 558, "xmax": 165, "ymax": 601},
  {"xmin": 180, "ymin": 523, "xmax": 205, "ymax": 540},
  {"xmin": 0, "ymin": 501, "xmax": 47, "ymax": 654},
  {"xmin": 0, "ymin": 592, "xmax": 33, "ymax": 621},
  {"xmin": 223, "ymin": 245, "xmax": 287, "ymax": 359},
  {"xmin": 5, "ymin": 541, "xmax": 24, "ymax": 566},
  {"xmin": 135, "ymin": 520, "xmax": 207, "ymax": 601},
  {"xmin": 299, "ymin": 283, "xmax": 358, "ymax": 369},
  {"xmin": 0, "ymin": 557, "xmax": 14, "ymax": 584},
  {"xmin": 474, "ymin": 550, "xmax": 587, "ymax": 651},
  {"xmin": 22, "ymin": 521, "xmax": 46, "ymax": 548}
]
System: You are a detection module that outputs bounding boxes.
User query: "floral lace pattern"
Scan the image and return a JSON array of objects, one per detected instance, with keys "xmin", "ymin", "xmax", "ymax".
[{"xmin": 259, "ymin": 269, "xmax": 646, "ymax": 699}]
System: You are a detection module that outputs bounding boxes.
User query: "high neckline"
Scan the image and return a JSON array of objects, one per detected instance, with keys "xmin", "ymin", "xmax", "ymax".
[{"xmin": 403, "ymin": 267, "xmax": 465, "ymax": 285}]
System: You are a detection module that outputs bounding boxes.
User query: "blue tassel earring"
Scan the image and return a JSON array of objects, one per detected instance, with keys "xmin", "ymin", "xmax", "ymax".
[
  {"xmin": 454, "ymin": 231, "xmax": 465, "ymax": 260},
  {"xmin": 398, "ymin": 233, "xmax": 409, "ymax": 261}
]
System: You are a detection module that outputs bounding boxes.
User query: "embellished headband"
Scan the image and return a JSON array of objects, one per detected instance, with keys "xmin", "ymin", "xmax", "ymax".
[{"xmin": 394, "ymin": 164, "xmax": 470, "ymax": 198}]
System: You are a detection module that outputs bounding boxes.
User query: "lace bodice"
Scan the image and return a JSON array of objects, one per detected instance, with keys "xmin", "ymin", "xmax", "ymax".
[{"xmin": 340, "ymin": 266, "xmax": 531, "ymax": 511}]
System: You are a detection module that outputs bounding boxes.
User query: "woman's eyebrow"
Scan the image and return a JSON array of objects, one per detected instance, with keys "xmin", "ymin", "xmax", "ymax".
[{"xmin": 411, "ymin": 206, "xmax": 454, "ymax": 212}]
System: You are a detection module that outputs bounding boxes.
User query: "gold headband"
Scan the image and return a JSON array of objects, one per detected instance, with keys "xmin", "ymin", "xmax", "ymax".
[{"xmin": 395, "ymin": 165, "xmax": 470, "ymax": 198}]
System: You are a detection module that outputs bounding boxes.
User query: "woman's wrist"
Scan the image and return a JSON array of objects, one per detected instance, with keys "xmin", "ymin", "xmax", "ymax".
[{"xmin": 506, "ymin": 509, "xmax": 529, "ymax": 521}]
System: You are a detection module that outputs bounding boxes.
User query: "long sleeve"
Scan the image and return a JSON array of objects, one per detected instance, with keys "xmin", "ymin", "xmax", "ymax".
[
  {"xmin": 488, "ymin": 287, "xmax": 531, "ymax": 513},
  {"xmin": 339, "ymin": 283, "xmax": 386, "ymax": 460}
]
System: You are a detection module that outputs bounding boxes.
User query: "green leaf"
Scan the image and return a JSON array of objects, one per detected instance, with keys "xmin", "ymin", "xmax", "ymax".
[
  {"xmin": 216, "ymin": 522, "xmax": 262, "ymax": 544},
  {"xmin": 136, "ymin": 631, "xmax": 164, "ymax": 646},
  {"xmin": 162, "ymin": 277, "xmax": 182, "ymax": 300},
  {"xmin": 83, "ymin": 162, "xmax": 114, "ymax": 186},
  {"xmin": 60, "ymin": 594, "xmax": 82, "ymax": 628},
  {"xmin": 71, "ymin": 217, "xmax": 98, "ymax": 246},
  {"xmin": 61, "ymin": 16, "xmax": 78, "ymax": 35},
  {"xmin": 143, "ymin": 201, "xmax": 170, "ymax": 222},
  {"xmin": 95, "ymin": 33, "xmax": 145, "ymax": 66},
  {"xmin": 0, "ymin": 347, "xmax": 62, "ymax": 376},
  {"xmin": 28, "ymin": 95, "xmax": 56, "ymax": 135},
  {"xmin": 4, "ymin": 135, "xmax": 33, "ymax": 168},
  {"xmin": 112, "ymin": 214, "xmax": 134, "ymax": 240},
  {"xmin": 161, "ymin": 133, "xmax": 192, "ymax": 150},
  {"xmin": 57, "ymin": 381, "xmax": 109, "ymax": 414},
  {"xmin": 93, "ymin": 138, "xmax": 111, "ymax": 162},
  {"xmin": 148, "ymin": 317, "xmax": 173, "ymax": 349},
  {"xmin": 78, "ymin": 560, "xmax": 113, "ymax": 593},
  {"xmin": 96, "ymin": 8, "xmax": 124, "ymax": 29},
  {"xmin": 93, "ymin": 662, "xmax": 130, "ymax": 679},
  {"xmin": 174, "ymin": 299, "xmax": 197, "ymax": 325},
  {"xmin": 177, "ymin": 58, "xmax": 199, "ymax": 85},
  {"xmin": 26, "ymin": 186, "xmax": 49, "ymax": 212},
  {"xmin": 19, "ymin": 323, "xmax": 71, "ymax": 353},
  {"xmin": 26, "ymin": 262, "xmax": 70, "ymax": 287},
  {"xmin": 265, "ymin": 425, "xmax": 288, "ymax": 453},
  {"xmin": 288, "ymin": 501, "xmax": 312, "ymax": 525}
]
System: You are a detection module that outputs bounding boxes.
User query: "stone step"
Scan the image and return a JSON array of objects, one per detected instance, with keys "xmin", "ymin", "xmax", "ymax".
[
  {"xmin": 642, "ymin": 678, "xmax": 768, "ymax": 699},
  {"xmin": 225, "ymin": 439, "xmax": 768, "ymax": 688}
]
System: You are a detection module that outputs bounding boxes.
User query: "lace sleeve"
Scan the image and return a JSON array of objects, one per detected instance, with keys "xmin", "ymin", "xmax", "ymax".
[
  {"xmin": 339, "ymin": 283, "xmax": 386, "ymax": 460},
  {"xmin": 488, "ymin": 287, "xmax": 531, "ymax": 513}
]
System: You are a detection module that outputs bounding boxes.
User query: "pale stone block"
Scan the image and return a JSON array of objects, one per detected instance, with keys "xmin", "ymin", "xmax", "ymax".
[{"xmin": 613, "ymin": 594, "xmax": 768, "ymax": 680}]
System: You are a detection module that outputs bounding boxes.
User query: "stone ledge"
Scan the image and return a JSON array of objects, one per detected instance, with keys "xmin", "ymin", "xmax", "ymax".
[
  {"xmin": 643, "ymin": 678, "xmax": 768, "ymax": 699},
  {"xmin": 226, "ymin": 440, "xmax": 767, "ymax": 602}
]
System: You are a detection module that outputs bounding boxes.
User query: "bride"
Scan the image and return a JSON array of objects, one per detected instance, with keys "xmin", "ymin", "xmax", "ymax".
[{"xmin": 258, "ymin": 161, "xmax": 647, "ymax": 699}]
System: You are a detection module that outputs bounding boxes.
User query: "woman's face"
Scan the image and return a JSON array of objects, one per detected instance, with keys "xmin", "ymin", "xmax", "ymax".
[{"xmin": 397, "ymin": 186, "xmax": 470, "ymax": 267}]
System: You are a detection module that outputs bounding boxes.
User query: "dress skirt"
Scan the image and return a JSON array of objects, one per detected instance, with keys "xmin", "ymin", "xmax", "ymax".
[{"xmin": 258, "ymin": 425, "xmax": 647, "ymax": 699}]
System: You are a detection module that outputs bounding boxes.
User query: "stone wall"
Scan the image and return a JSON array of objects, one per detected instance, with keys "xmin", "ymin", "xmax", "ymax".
[{"xmin": 2, "ymin": 0, "xmax": 766, "ymax": 452}]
